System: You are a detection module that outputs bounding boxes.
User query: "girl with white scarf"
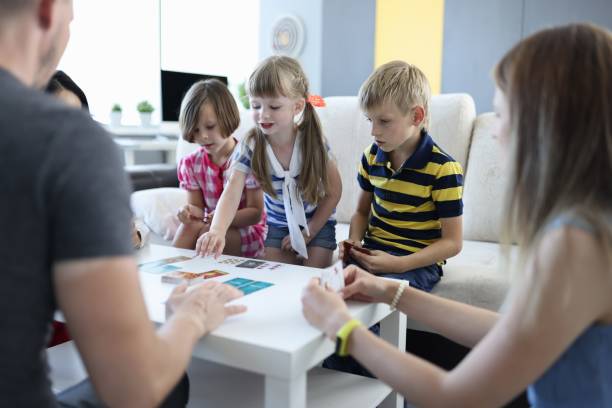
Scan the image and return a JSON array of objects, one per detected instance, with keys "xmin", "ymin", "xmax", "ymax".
[{"xmin": 197, "ymin": 56, "xmax": 342, "ymax": 268}]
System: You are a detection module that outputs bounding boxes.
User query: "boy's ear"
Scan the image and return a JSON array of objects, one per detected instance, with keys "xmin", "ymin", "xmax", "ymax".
[{"xmin": 412, "ymin": 106, "xmax": 425, "ymax": 126}]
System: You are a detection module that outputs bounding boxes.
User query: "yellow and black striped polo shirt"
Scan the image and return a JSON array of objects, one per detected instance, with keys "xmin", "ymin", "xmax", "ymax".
[{"xmin": 357, "ymin": 131, "xmax": 463, "ymax": 256}]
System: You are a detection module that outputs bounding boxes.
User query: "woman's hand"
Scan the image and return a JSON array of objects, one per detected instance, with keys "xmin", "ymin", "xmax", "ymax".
[
  {"xmin": 341, "ymin": 265, "xmax": 396, "ymax": 304},
  {"xmin": 195, "ymin": 229, "xmax": 226, "ymax": 258},
  {"xmin": 301, "ymin": 278, "xmax": 352, "ymax": 339},
  {"xmin": 349, "ymin": 249, "xmax": 402, "ymax": 274},
  {"xmin": 166, "ymin": 281, "xmax": 246, "ymax": 336},
  {"xmin": 177, "ymin": 204, "xmax": 206, "ymax": 225}
]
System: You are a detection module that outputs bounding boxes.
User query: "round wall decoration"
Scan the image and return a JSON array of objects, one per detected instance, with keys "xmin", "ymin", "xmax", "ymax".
[{"xmin": 271, "ymin": 15, "xmax": 305, "ymax": 57}]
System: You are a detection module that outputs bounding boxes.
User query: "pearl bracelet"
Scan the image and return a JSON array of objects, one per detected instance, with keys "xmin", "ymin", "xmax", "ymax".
[{"xmin": 390, "ymin": 280, "xmax": 408, "ymax": 311}]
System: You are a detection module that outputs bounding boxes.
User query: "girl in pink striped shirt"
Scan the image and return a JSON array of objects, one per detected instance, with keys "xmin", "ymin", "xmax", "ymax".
[{"xmin": 172, "ymin": 79, "xmax": 266, "ymax": 258}]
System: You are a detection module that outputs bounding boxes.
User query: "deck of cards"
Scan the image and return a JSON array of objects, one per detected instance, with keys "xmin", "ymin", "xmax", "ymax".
[
  {"xmin": 320, "ymin": 261, "xmax": 345, "ymax": 292},
  {"xmin": 161, "ymin": 270, "xmax": 227, "ymax": 285}
]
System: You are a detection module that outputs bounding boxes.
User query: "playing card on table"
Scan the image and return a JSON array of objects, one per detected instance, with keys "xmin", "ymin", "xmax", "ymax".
[{"xmin": 320, "ymin": 260, "xmax": 345, "ymax": 291}]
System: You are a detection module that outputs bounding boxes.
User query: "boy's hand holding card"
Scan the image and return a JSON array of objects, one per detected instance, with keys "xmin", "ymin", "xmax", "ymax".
[
  {"xmin": 320, "ymin": 261, "xmax": 345, "ymax": 292},
  {"xmin": 341, "ymin": 241, "xmax": 372, "ymax": 266}
]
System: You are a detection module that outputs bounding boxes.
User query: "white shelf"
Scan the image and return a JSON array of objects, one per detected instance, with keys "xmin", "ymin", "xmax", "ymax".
[
  {"xmin": 187, "ymin": 358, "xmax": 393, "ymax": 408},
  {"xmin": 49, "ymin": 341, "xmax": 395, "ymax": 408},
  {"xmin": 104, "ymin": 122, "xmax": 180, "ymax": 138},
  {"xmin": 112, "ymin": 137, "xmax": 177, "ymax": 165}
]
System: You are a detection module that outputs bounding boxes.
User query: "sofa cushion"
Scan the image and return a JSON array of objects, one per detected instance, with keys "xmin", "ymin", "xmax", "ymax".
[
  {"xmin": 316, "ymin": 97, "xmax": 370, "ymax": 224},
  {"xmin": 131, "ymin": 187, "xmax": 186, "ymax": 242},
  {"xmin": 338, "ymin": 222, "xmax": 508, "ymax": 308},
  {"xmin": 462, "ymin": 113, "xmax": 509, "ymax": 242}
]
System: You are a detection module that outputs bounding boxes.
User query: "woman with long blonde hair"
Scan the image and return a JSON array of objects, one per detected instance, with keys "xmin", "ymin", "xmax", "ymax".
[{"xmin": 302, "ymin": 23, "xmax": 612, "ymax": 407}]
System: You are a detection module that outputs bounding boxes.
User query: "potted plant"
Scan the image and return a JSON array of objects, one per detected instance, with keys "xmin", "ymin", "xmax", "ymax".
[
  {"xmin": 237, "ymin": 81, "xmax": 250, "ymax": 110},
  {"xmin": 137, "ymin": 100, "xmax": 154, "ymax": 127},
  {"xmin": 110, "ymin": 103, "xmax": 122, "ymax": 127}
]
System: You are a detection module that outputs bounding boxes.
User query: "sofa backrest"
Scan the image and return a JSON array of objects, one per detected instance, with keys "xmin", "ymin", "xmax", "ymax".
[
  {"xmin": 176, "ymin": 93, "xmax": 477, "ymax": 225},
  {"xmin": 462, "ymin": 113, "xmax": 508, "ymax": 243}
]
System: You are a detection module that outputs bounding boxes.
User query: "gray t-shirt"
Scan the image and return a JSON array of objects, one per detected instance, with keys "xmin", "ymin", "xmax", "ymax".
[{"xmin": 0, "ymin": 68, "xmax": 133, "ymax": 406}]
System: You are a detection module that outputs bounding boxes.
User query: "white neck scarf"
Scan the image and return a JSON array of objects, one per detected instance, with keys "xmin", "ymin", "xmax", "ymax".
[{"xmin": 265, "ymin": 134, "xmax": 310, "ymax": 259}]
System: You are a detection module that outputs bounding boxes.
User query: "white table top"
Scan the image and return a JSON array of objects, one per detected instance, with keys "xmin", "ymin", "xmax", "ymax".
[{"xmin": 138, "ymin": 244, "xmax": 393, "ymax": 379}]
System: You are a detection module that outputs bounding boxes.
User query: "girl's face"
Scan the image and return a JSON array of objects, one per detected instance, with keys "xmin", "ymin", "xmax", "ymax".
[
  {"xmin": 492, "ymin": 87, "xmax": 511, "ymax": 146},
  {"xmin": 191, "ymin": 103, "xmax": 232, "ymax": 158},
  {"xmin": 249, "ymin": 94, "xmax": 304, "ymax": 137}
]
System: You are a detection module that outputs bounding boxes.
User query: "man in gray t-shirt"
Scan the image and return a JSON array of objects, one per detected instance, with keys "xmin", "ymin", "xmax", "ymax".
[
  {"xmin": 0, "ymin": 67, "xmax": 135, "ymax": 405},
  {"xmin": 0, "ymin": 1, "xmax": 245, "ymax": 406}
]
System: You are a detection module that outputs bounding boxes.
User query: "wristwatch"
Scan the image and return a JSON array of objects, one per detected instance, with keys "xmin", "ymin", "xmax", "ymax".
[{"xmin": 335, "ymin": 318, "xmax": 363, "ymax": 357}]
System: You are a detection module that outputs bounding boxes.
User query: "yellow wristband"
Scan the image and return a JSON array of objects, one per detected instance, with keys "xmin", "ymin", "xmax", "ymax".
[{"xmin": 335, "ymin": 318, "xmax": 363, "ymax": 357}]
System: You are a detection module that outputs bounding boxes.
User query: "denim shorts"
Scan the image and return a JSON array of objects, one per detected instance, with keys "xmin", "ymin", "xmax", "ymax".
[{"xmin": 265, "ymin": 221, "xmax": 337, "ymax": 250}]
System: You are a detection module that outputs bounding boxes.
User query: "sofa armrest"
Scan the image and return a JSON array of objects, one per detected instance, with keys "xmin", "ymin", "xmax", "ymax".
[{"xmin": 126, "ymin": 164, "xmax": 179, "ymax": 192}]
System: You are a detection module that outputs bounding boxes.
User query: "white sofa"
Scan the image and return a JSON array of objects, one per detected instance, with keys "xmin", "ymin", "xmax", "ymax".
[{"xmin": 132, "ymin": 94, "xmax": 511, "ymax": 329}]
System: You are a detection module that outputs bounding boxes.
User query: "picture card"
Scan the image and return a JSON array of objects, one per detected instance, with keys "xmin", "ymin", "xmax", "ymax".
[
  {"xmin": 320, "ymin": 260, "xmax": 345, "ymax": 292},
  {"xmin": 342, "ymin": 241, "xmax": 372, "ymax": 265},
  {"xmin": 161, "ymin": 269, "xmax": 228, "ymax": 285},
  {"xmin": 223, "ymin": 277, "xmax": 274, "ymax": 296},
  {"xmin": 139, "ymin": 256, "xmax": 192, "ymax": 274},
  {"xmin": 236, "ymin": 260, "xmax": 266, "ymax": 269},
  {"xmin": 218, "ymin": 257, "xmax": 245, "ymax": 265},
  {"xmin": 255, "ymin": 262, "xmax": 282, "ymax": 270}
]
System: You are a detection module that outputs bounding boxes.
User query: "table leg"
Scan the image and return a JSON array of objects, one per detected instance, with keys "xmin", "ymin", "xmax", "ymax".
[
  {"xmin": 265, "ymin": 372, "xmax": 306, "ymax": 408},
  {"xmin": 379, "ymin": 310, "xmax": 407, "ymax": 408}
]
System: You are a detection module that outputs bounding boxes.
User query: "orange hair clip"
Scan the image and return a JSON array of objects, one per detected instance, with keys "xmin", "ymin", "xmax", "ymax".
[{"xmin": 306, "ymin": 94, "xmax": 326, "ymax": 107}]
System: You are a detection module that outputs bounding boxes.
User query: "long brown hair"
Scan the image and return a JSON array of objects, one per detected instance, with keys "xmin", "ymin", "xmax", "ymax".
[
  {"xmin": 495, "ymin": 23, "xmax": 612, "ymax": 259},
  {"xmin": 246, "ymin": 56, "xmax": 328, "ymax": 204}
]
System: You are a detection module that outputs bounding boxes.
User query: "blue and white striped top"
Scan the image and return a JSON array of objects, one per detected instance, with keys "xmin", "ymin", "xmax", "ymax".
[{"xmin": 230, "ymin": 137, "xmax": 336, "ymax": 228}]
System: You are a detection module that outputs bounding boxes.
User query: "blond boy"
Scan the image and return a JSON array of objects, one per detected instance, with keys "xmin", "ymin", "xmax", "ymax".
[{"xmin": 340, "ymin": 61, "xmax": 463, "ymax": 292}]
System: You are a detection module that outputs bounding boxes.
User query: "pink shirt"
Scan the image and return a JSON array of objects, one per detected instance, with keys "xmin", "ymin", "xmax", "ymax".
[{"xmin": 177, "ymin": 142, "xmax": 266, "ymax": 257}]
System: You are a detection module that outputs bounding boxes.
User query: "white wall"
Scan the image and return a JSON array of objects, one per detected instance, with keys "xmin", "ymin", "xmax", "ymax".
[
  {"xmin": 258, "ymin": 0, "xmax": 323, "ymax": 95},
  {"xmin": 59, "ymin": 0, "xmax": 259, "ymax": 126}
]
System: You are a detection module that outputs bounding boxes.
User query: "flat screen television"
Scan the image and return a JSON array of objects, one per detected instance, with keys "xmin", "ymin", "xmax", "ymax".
[{"xmin": 160, "ymin": 69, "xmax": 228, "ymax": 122}]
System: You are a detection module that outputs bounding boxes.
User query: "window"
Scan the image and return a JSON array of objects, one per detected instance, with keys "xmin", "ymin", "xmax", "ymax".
[{"xmin": 59, "ymin": 0, "xmax": 259, "ymax": 125}]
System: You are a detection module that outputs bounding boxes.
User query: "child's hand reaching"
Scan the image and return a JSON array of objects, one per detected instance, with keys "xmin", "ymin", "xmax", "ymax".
[
  {"xmin": 196, "ymin": 229, "xmax": 226, "ymax": 258},
  {"xmin": 177, "ymin": 204, "xmax": 206, "ymax": 225}
]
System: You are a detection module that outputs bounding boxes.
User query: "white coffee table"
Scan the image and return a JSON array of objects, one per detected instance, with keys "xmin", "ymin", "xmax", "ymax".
[{"xmin": 138, "ymin": 244, "xmax": 406, "ymax": 408}]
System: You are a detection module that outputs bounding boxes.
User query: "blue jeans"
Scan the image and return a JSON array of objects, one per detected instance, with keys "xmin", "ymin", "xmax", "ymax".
[{"xmin": 378, "ymin": 263, "xmax": 442, "ymax": 292}]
